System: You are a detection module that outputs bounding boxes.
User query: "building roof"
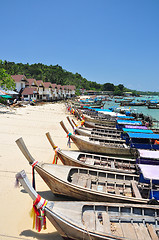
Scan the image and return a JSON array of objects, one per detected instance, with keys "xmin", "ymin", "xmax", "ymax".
[
  {"xmin": 22, "ymin": 87, "xmax": 37, "ymax": 95},
  {"xmin": 56, "ymin": 84, "xmax": 62, "ymax": 89},
  {"xmin": 69, "ymin": 85, "xmax": 76, "ymax": 90},
  {"xmin": 63, "ymin": 85, "xmax": 76, "ymax": 90},
  {"xmin": 61, "ymin": 86, "xmax": 66, "ymax": 90},
  {"xmin": 27, "ymin": 79, "xmax": 38, "ymax": 87},
  {"xmin": 36, "ymin": 80, "xmax": 44, "ymax": 87},
  {"xmin": 11, "ymin": 75, "xmax": 28, "ymax": 83},
  {"xmin": 43, "ymin": 82, "xmax": 52, "ymax": 88},
  {"xmin": 51, "ymin": 83, "xmax": 57, "ymax": 89}
]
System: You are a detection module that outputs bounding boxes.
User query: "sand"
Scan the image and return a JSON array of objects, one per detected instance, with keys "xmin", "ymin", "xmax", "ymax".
[{"xmin": 0, "ymin": 102, "xmax": 78, "ymax": 240}]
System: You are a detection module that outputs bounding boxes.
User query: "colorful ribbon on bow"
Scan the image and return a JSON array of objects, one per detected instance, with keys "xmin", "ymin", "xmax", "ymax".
[
  {"xmin": 67, "ymin": 132, "xmax": 72, "ymax": 148},
  {"xmin": 32, "ymin": 161, "xmax": 38, "ymax": 190},
  {"xmin": 30, "ymin": 194, "xmax": 48, "ymax": 232},
  {"xmin": 81, "ymin": 119, "xmax": 85, "ymax": 127},
  {"xmin": 52, "ymin": 146, "xmax": 59, "ymax": 164}
]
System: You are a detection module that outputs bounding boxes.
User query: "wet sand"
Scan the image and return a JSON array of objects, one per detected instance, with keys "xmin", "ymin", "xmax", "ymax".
[{"xmin": 0, "ymin": 102, "xmax": 78, "ymax": 240}]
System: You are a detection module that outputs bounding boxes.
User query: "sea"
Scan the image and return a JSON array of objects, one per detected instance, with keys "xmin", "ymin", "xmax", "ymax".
[{"xmin": 104, "ymin": 95, "xmax": 159, "ymax": 128}]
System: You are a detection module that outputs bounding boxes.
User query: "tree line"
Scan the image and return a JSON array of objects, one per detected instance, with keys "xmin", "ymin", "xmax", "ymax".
[{"xmin": 1, "ymin": 60, "xmax": 157, "ymax": 96}]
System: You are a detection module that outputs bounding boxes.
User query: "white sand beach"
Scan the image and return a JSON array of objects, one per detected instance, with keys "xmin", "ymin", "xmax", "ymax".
[{"xmin": 0, "ymin": 102, "xmax": 78, "ymax": 240}]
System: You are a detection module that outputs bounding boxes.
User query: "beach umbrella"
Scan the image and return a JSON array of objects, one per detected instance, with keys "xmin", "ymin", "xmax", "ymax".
[{"xmin": 0, "ymin": 94, "xmax": 12, "ymax": 99}]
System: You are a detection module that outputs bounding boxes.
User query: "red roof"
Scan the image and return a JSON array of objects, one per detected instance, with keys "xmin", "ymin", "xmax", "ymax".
[
  {"xmin": 43, "ymin": 82, "xmax": 52, "ymax": 88},
  {"xmin": 22, "ymin": 87, "xmax": 37, "ymax": 95},
  {"xmin": 69, "ymin": 85, "xmax": 76, "ymax": 90},
  {"xmin": 51, "ymin": 83, "xmax": 57, "ymax": 89},
  {"xmin": 61, "ymin": 86, "xmax": 66, "ymax": 90},
  {"xmin": 63, "ymin": 85, "xmax": 76, "ymax": 90},
  {"xmin": 56, "ymin": 84, "xmax": 62, "ymax": 89},
  {"xmin": 27, "ymin": 79, "xmax": 37, "ymax": 86},
  {"xmin": 36, "ymin": 80, "xmax": 44, "ymax": 87},
  {"xmin": 11, "ymin": 75, "xmax": 28, "ymax": 83}
]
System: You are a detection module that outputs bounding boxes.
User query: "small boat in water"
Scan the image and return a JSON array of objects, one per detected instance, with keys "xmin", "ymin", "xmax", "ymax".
[{"xmin": 16, "ymin": 170, "xmax": 159, "ymax": 240}]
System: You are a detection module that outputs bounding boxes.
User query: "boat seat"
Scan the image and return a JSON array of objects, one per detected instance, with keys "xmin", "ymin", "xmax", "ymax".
[
  {"xmin": 71, "ymin": 173, "xmax": 79, "ymax": 184},
  {"xmin": 115, "ymin": 187, "xmax": 120, "ymax": 195},
  {"xmin": 111, "ymin": 161, "xmax": 115, "ymax": 168},
  {"xmin": 83, "ymin": 211, "xmax": 95, "ymax": 230},
  {"xmin": 123, "ymin": 143, "xmax": 128, "ymax": 148},
  {"xmin": 85, "ymin": 158, "xmax": 95, "ymax": 165},
  {"xmin": 121, "ymin": 223, "xmax": 138, "ymax": 240},
  {"xmin": 131, "ymin": 180, "xmax": 142, "ymax": 199},
  {"xmin": 146, "ymin": 223, "xmax": 158, "ymax": 240},
  {"xmin": 102, "ymin": 212, "xmax": 111, "ymax": 234}
]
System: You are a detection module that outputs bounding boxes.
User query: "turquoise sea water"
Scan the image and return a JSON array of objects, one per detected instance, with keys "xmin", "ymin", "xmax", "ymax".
[{"xmin": 104, "ymin": 96, "xmax": 159, "ymax": 126}]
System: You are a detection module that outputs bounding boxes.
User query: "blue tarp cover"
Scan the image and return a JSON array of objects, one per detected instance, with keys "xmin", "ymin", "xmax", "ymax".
[
  {"xmin": 122, "ymin": 128, "xmax": 153, "ymax": 134},
  {"xmin": 138, "ymin": 164, "xmax": 159, "ymax": 180},
  {"xmin": 93, "ymin": 108, "xmax": 111, "ymax": 112},
  {"xmin": 117, "ymin": 120, "xmax": 142, "ymax": 125},
  {"xmin": 117, "ymin": 116, "xmax": 134, "ymax": 119},
  {"xmin": 127, "ymin": 132, "xmax": 159, "ymax": 139}
]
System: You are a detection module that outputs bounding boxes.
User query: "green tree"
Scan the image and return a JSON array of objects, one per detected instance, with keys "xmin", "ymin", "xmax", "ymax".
[
  {"xmin": 102, "ymin": 83, "xmax": 115, "ymax": 91},
  {"xmin": 114, "ymin": 86, "xmax": 123, "ymax": 96},
  {"xmin": 0, "ymin": 61, "xmax": 15, "ymax": 90},
  {"xmin": 117, "ymin": 84, "xmax": 124, "ymax": 92}
]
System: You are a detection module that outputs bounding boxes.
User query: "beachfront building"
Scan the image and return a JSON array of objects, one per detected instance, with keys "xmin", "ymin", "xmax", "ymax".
[
  {"xmin": 10, "ymin": 75, "xmax": 76, "ymax": 101},
  {"xmin": 69, "ymin": 85, "xmax": 76, "ymax": 97},
  {"xmin": 36, "ymin": 80, "xmax": 45, "ymax": 100},
  {"xmin": 56, "ymin": 85, "xmax": 63, "ymax": 99},
  {"xmin": 43, "ymin": 82, "xmax": 52, "ymax": 101},
  {"xmin": 51, "ymin": 84, "xmax": 58, "ymax": 100},
  {"xmin": 21, "ymin": 87, "xmax": 38, "ymax": 101},
  {"xmin": 11, "ymin": 75, "xmax": 28, "ymax": 93},
  {"xmin": 26, "ymin": 78, "xmax": 38, "ymax": 88},
  {"xmin": 63, "ymin": 85, "xmax": 76, "ymax": 98},
  {"xmin": 61, "ymin": 86, "xmax": 67, "ymax": 99},
  {"xmin": 63, "ymin": 85, "xmax": 70, "ymax": 98}
]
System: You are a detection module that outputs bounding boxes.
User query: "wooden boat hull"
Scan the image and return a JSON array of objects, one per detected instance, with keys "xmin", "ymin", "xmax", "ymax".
[
  {"xmin": 35, "ymin": 165, "xmax": 147, "ymax": 204},
  {"xmin": 46, "ymin": 202, "xmax": 159, "ymax": 240},
  {"xmin": 57, "ymin": 150, "xmax": 137, "ymax": 174},
  {"xmin": 83, "ymin": 115, "xmax": 116, "ymax": 126},
  {"xmin": 17, "ymin": 170, "xmax": 159, "ymax": 240},
  {"xmin": 71, "ymin": 134, "xmax": 135, "ymax": 157},
  {"xmin": 84, "ymin": 121, "xmax": 117, "ymax": 129},
  {"xmin": 75, "ymin": 128, "xmax": 121, "ymax": 139}
]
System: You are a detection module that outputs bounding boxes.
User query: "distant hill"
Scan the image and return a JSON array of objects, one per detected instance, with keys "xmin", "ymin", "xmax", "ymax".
[
  {"xmin": 1, "ymin": 60, "xmax": 158, "ymax": 95},
  {"xmin": 0, "ymin": 60, "xmax": 102, "ymax": 91}
]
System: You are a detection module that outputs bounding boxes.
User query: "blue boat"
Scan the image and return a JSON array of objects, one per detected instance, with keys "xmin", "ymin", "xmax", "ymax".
[
  {"xmin": 121, "ymin": 128, "xmax": 154, "ymax": 139},
  {"xmin": 138, "ymin": 164, "xmax": 159, "ymax": 200},
  {"xmin": 116, "ymin": 119, "xmax": 142, "ymax": 130},
  {"xmin": 126, "ymin": 132, "xmax": 159, "ymax": 150},
  {"xmin": 137, "ymin": 149, "xmax": 159, "ymax": 165}
]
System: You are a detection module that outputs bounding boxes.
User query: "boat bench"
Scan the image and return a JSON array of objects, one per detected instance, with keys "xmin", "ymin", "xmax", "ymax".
[{"xmin": 131, "ymin": 180, "xmax": 142, "ymax": 199}]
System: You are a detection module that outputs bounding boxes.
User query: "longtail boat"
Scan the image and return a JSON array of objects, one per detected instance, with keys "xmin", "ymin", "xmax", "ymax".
[
  {"xmin": 46, "ymin": 132, "xmax": 137, "ymax": 174},
  {"xmin": 60, "ymin": 121, "xmax": 136, "ymax": 157},
  {"xmin": 125, "ymin": 132, "xmax": 159, "ymax": 150},
  {"xmin": 81, "ymin": 114, "xmax": 116, "ymax": 126},
  {"xmin": 67, "ymin": 116, "xmax": 121, "ymax": 139},
  {"xmin": 71, "ymin": 117, "xmax": 122, "ymax": 136},
  {"xmin": 84, "ymin": 120, "xmax": 118, "ymax": 129},
  {"xmin": 16, "ymin": 170, "xmax": 159, "ymax": 240},
  {"xmin": 15, "ymin": 139, "xmax": 159, "ymax": 204}
]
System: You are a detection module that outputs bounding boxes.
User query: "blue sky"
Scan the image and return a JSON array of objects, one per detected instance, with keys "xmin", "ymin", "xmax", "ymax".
[{"xmin": 0, "ymin": 0, "xmax": 159, "ymax": 91}]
